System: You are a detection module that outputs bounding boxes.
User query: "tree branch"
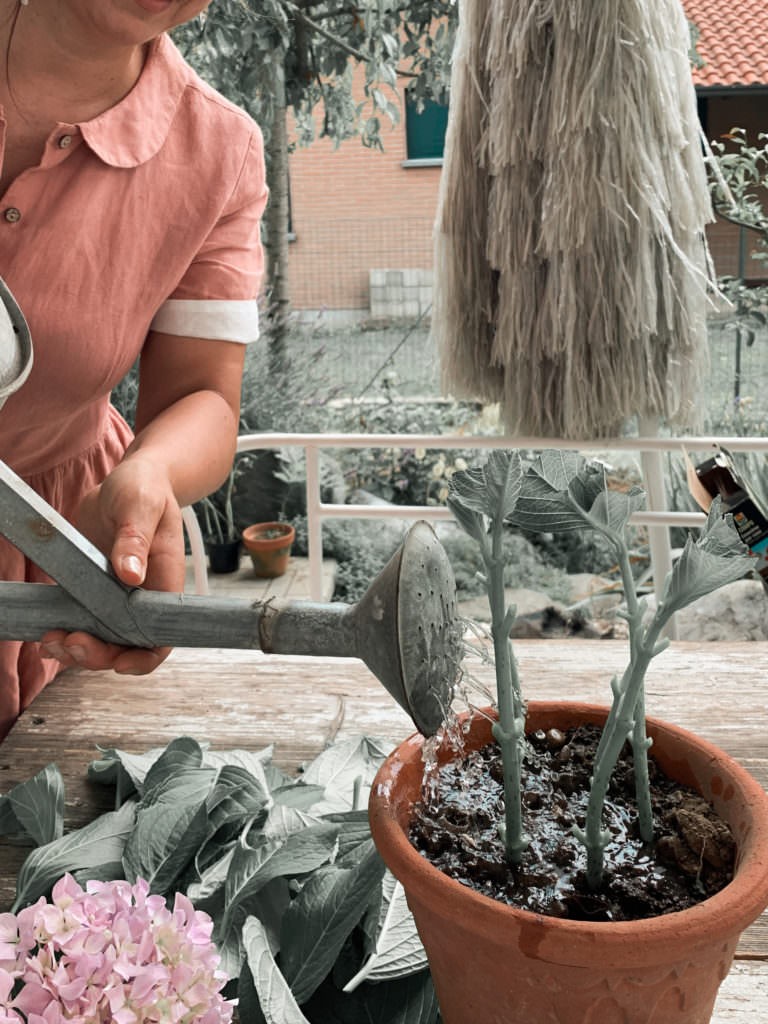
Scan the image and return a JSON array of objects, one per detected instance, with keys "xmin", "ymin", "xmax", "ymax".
[
  {"xmin": 284, "ymin": 1, "xmax": 370, "ymax": 62},
  {"xmin": 713, "ymin": 205, "xmax": 768, "ymax": 240}
]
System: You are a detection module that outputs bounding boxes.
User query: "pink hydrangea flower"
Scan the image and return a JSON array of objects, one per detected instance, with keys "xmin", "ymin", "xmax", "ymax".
[{"xmin": 0, "ymin": 877, "xmax": 233, "ymax": 1024}]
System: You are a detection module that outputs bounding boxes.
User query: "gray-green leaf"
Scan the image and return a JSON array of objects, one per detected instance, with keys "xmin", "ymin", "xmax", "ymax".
[
  {"xmin": 219, "ymin": 822, "xmax": 340, "ymax": 947},
  {"xmin": 588, "ymin": 487, "xmax": 646, "ymax": 536},
  {"xmin": 88, "ymin": 745, "xmax": 166, "ymax": 798},
  {"xmin": 446, "ymin": 494, "xmax": 486, "ymax": 544},
  {"xmin": 13, "ymin": 799, "xmax": 136, "ymax": 910},
  {"xmin": 271, "ymin": 783, "xmax": 327, "ymax": 810},
  {"xmin": 448, "ymin": 451, "xmax": 523, "ymax": 525},
  {"xmin": 7, "ymin": 764, "xmax": 64, "ymax": 846},
  {"xmin": 343, "ymin": 871, "xmax": 427, "ymax": 990},
  {"xmin": 279, "ymin": 839, "xmax": 386, "ymax": 1004},
  {"xmin": 0, "ymin": 795, "xmax": 21, "ymax": 838},
  {"xmin": 661, "ymin": 510, "xmax": 752, "ymax": 614},
  {"xmin": 196, "ymin": 764, "xmax": 270, "ymax": 871},
  {"xmin": 300, "ymin": 736, "xmax": 392, "ymax": 814},
  {"xmin": 241, "ymin": 916, "xmax": 311, "ymax": 1024},
  {"xmin": 122, "ymin": 763, "xmax": 216, "ymax": 892}
]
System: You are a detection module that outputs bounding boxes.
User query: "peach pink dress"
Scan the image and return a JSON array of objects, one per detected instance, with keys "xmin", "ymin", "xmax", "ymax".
[{"xmin": 0, "ymin": 33, "xmax": 267, "ymax": 738}]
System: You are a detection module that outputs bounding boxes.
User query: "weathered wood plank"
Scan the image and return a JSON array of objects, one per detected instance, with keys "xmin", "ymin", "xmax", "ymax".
[{"xmin": 713, "ymin": 960, "xmax": 768, "ymax": 1022}]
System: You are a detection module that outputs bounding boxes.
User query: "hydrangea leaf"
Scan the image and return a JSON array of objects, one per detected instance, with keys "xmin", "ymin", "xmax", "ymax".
[
  {"xmin": 343, "ymin": 871, "xmax": 427, "ymax": 990},
  {"xmin": 321, "ymin": 809, "xmax": 373, "ymax": 861},
  {"xmin": 302, "ymin": 968, "xmax": 440, "ymax": 1024},
  {"xmin": 88, "ymin": 745, "xmax": 166, "ymax": 799},
  {"xmin": 271, "ymin": 783, "xmax": 327, "ymax": 809},
  {"xmin": 0, "ymin": 794, "xmax": 20, "ymax": 837},
  {"xmin": 241, "ymin": 915, "xmax": 310, "ymax": 1024},
  {"xmin": 279, "ymin": 839, "xmax": 386, "ymax": 1005},
  {"xmin": 122, "ymin": 765, "xmax": 216, "ymax": 893},
  {"xmin": 12, "ymin": 799, "xmax": 136, "ymax": 911},
  {"xmin": 195, "ymin": 765, "xmax": 271, "ymax": 872},
  {"xmin": 4, "ymin": 764, "xmax": 64, "ymax": 846},
  {"xmin": 219, "ymin": 822, "xmax": 341, "ymax": 951},
  {"xmin": 299, "ymin": 735, "xmax": 392, "ymax": 814}
]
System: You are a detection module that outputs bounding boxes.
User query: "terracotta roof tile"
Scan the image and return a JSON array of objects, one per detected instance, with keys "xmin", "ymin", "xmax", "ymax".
[{"xmin": 683, "ymin": 0, "xmax": 768, "ymax": 87}]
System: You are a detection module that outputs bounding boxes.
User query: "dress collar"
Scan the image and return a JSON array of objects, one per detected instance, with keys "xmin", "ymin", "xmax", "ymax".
[{"xmin": 79, "ymin": 34, "xmax": 190, "ymax": 168}]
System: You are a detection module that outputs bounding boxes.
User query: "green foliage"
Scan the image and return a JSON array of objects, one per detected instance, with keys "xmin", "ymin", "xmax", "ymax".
[
  {"xmin": 307, "ymin": 518, "xmax": 400, "ymax": 604},
  {"xmin": 335, "ymin": 398, "xmax": 480, "ymax": 506},
  {"xmin": 2, "ymin": 736, "xmax": 438, "ymax": 1022},
  {"xmin": 438, "ymin": 528, "xmax": 572, "ymax": 601},
  {"xmin": 109, "ymin": 361, "xmax": 139, "ymax": 428},
  {"xmin": 707, "ymin": 127, "xmax": 768, "ymax": 361},
  {"xmin": 173, "ymin": 0, "xmax": 455, "ymax": 155},
  {"xmin": 241, "ymin": 324, "xmax": 340, "ymax": 435},
  {"xmin": 709, "ymin": 128, "xmax": 768, "ymax": 260}
]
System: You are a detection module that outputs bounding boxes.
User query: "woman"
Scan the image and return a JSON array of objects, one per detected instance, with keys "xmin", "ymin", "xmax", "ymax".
[{"xmin": 0, "ymin": 0, "xmax": 268, "ymax": 737}]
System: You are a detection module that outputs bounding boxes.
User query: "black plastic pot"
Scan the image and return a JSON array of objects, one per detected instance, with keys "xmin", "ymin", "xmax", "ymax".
[{"xmin": 206, "ymin": 539, "xmax": 241, "ymax": 574}]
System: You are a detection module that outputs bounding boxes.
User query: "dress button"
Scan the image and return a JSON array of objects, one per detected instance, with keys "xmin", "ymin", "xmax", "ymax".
[
  {"xmin": 3, "ymin": 207, "xmax": 21, "ymax": 223},
  {"xmin": 58, "ymin": 134, "xmax": 73, "ymax": 149}
]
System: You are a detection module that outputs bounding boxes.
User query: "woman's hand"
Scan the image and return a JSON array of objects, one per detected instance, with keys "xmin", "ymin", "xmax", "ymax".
[
  {"xmin": 39, "ymin": 456, "xmax": 185, "ymax": 674},
  {"xmin": 39, "ymin": 333, "xmax": 246, "ymax": 676}
]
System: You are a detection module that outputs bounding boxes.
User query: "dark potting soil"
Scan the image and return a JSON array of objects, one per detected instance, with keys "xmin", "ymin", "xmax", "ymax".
[{"xmin": 409, "ymin": 724, "xmax": 736, "ymax": 922}]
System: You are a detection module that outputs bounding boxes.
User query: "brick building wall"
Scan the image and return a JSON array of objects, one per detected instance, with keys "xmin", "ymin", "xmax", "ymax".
[
  {"xmin": 286, "ymin": 73, "xmax": 767, "ymax": 314},
  {"xmin": 287, "ymin": 67, "xmax": 440, "ymax": 313}
]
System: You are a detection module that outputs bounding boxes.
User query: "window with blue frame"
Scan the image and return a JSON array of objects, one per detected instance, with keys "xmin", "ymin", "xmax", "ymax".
[{"xmin": 405, "ymin": 94, "xmax": 449, "ymax": 161}]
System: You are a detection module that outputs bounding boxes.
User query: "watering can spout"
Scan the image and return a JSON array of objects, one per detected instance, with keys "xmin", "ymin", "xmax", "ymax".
[{"xmin": 258, "ymin": 521, "xmax": 462, "ymax": 736}]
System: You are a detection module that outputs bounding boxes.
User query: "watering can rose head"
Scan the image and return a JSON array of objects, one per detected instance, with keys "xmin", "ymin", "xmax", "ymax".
[{"xmin": 0, "ymin": 874, "xmax": 232, "ymax": 1023}]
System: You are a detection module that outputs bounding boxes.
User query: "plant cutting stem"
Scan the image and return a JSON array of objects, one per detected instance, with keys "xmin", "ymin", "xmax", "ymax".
[
  {"xmin": 221, "ymin": 471, "xmax": 236, "ymax": 541},
  {"xmin": 581, "ymin": 612, "xmax": 667, "ymax": 888},
  {"xmin": 578, "ymin": 522, "xmax": 657, "ymax": 886},
  {"xmin": 615, "ymin": 542, "xmax": 654, "ymax": 843},
  {"xmin": 485, "ymin": 520, "xmax": 527, "ymax": 863},
  {"xmin": 202, "ymin": 499, "xmax": 222, "ymax": 545}
]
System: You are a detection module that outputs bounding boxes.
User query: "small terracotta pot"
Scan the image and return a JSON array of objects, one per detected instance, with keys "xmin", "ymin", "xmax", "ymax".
[
  {"xmin": 241, "ymin": 522, "xmax": 295, "ymax": 578},
  {"xmin": 368, "ymin": 702, "xmax": 768, "ymax": 1024}
]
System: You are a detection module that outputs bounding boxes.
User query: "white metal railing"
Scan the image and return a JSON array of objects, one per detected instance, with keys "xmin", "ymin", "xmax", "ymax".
[{"xmin": 230, "ymin": 432, "xmax": 768, "ymax": 618}]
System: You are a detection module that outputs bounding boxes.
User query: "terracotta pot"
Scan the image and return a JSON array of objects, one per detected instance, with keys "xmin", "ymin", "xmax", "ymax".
[
  {"xmin": 241, "ymin": 522, "xmax": 295, "ymax": 578},
  {"xmin": 368, "ymin": 702, "xmax": 768, "ymax": 1024}
]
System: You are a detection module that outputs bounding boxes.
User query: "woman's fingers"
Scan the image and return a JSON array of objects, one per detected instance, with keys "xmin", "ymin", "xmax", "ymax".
[{"xmin": 40, "ymin": 630, "xmax": 171, "ymax": 675}]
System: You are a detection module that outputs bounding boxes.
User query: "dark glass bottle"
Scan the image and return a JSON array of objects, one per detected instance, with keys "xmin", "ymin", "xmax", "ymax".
[{"xmin": 696, "ymin": 449, "xmax": 768, "ymax": 581}]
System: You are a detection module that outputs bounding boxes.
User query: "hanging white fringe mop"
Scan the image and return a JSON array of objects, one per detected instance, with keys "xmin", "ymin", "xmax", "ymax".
[{"xmin": 434, "ymin": 0, "xmax": 715, "ymax": 439}]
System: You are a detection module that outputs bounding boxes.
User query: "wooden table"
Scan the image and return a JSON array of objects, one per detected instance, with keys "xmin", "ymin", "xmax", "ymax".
[{"xmin": 1, "ymin": 640, "xmax": 766, "ymax": 1021}]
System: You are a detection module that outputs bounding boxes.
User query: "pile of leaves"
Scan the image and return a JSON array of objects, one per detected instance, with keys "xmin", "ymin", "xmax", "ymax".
[{"xmin": 0, "ymin": 736, "xmax": 439, "ymax": 1024}]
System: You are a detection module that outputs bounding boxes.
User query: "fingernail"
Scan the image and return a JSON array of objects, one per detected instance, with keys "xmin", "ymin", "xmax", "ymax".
[
  {"xmin": 65, "ymin": 644, "xmax": 87, "ymax": 664},
  {"xmin": 41, "ymin": 641, "xmax": 67, "ymax": 660},
  {"xmin": 122, "ymin": 555, "xmax": 144, "ymax": 580}
]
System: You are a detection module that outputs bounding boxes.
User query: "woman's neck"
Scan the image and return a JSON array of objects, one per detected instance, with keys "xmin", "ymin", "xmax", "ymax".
[{"xmin": 0, "ymin": 1, "xmax": 146, "ymax": 124}]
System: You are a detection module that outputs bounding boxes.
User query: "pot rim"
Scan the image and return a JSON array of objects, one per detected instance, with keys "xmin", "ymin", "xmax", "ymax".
[
  {"xmin": 368, "ymin": 701, "xmax": 768, "ymax": 968},
  {"xmin": 242, "ymin": 522, "xmax": 295, "ymax": 546}
]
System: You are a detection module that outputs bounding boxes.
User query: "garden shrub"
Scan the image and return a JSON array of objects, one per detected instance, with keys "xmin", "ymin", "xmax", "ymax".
[
  {"xmin": 332, "ymin": 396, "xmax": 482, "ymax": 506},
  {"xmin": 438, "ymin": 526, "xmax": 573, "ymax": 602},
  {"xmin": 291, "ymin": 516, "xmax": 401, "ymax": 603}
]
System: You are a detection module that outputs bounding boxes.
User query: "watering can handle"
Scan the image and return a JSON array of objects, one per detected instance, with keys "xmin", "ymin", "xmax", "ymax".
[
  {"xmin": 0, "ymin": 458, "xmax": 459, "ymax": 736},
  {"xmin": 0, "ymin": 459, "xmax": 356, "ymax": 653},
  {"xmin": 0, "ymin": 460, "xmax": 152, "ymax": 646},
  {"xmin": 0, "ymin": 580, "xmax": 357, "ymax": 654}
]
